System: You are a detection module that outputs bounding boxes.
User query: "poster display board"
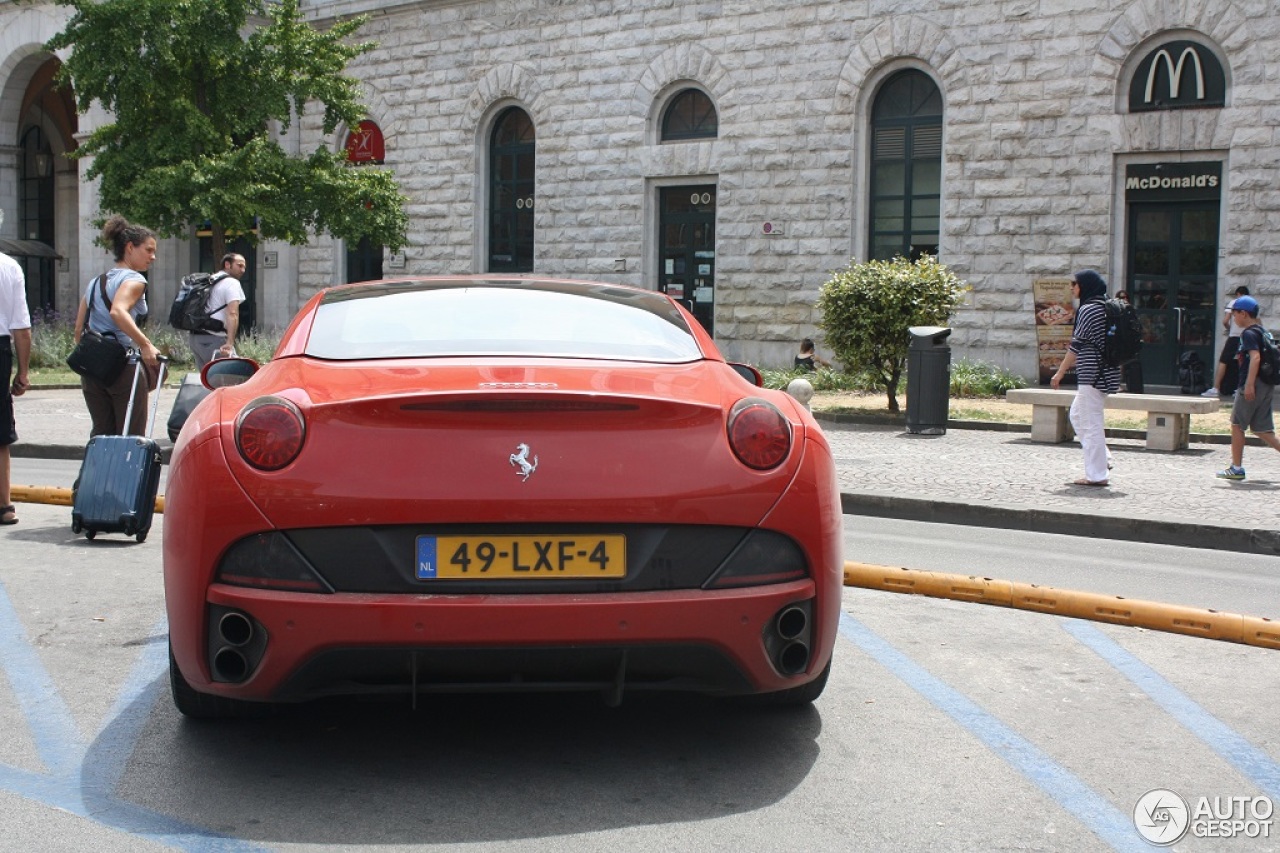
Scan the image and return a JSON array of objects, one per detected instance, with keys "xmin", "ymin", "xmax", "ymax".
[{"xmin": 1032, "ymin": 278, "xmax": 1076, "ymax": 385}]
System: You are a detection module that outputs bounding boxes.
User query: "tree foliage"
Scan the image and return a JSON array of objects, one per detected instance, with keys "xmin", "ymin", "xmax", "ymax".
[
  {"xmin": 817, "ymin": 256, "xmax": 969, "ymax": 413},
  {"xmin": 47, "ymin": 0, "xmax": 408, "ymax": 256}
]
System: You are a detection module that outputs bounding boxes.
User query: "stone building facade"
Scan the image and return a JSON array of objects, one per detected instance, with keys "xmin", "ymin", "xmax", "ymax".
[{"xmin": 2, "ymin": 0, "xmax": 1278, "ymax": 384}]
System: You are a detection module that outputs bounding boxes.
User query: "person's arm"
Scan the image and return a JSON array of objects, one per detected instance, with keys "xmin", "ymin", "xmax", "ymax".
[
  {"xmin": 108, "ymin": 278, "xmax": 160, "ymax": 366},
  {"xmin": 73, "ymin": 294, "xmax": 88, "ymax": 343},
  {"xmin": 217, "ymin": 301, "xmax": 241, "ymax": 356},
  {"xmin": 1242, "ymin": 339, "xmax": 1261, "ymax": 402},
  {"xmin": 10, "ymin": 327, "xmax": 31, "ymax": 397},
  {"xmin": 1050, "ymin": 350, "xmax": 1077, "ymax": 389}
]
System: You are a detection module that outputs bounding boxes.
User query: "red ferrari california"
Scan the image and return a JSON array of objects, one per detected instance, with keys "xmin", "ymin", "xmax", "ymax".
[{"xmin": 163, "ymin": 276, "xmax": 842, "ymax": 717}]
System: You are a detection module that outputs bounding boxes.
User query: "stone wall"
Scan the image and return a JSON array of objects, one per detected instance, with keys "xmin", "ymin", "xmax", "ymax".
[
  {"xmin": 1, "ymin": 0, "xmax": 1275, "ymax": 372},
  {"xmin": 296, "ymin": 0, "xmax": 1280, "ymax": 372}
]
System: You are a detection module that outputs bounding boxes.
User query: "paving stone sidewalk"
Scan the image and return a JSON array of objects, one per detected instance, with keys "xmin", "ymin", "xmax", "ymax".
[{"xmin": 11, "ymin": 387, "xmax": 1280, "ymax": 555}]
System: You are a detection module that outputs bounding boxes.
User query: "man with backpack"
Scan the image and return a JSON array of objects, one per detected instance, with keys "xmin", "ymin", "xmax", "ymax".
[
  {"xmin": 185, "ymin": 253, "xmax": 246, "ymax": 370},
  {"xmin": 1215, "ymin": 295, "xmax": 1280, "ymax": 481}
]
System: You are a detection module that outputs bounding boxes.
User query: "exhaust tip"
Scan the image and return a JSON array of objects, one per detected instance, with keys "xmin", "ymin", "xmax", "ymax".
[
  {"xmin": 218, "ymin": 611, "xmax": 254, "ymax": 647},
  {"xmin": 777, "ymin": 641, "xmax": 810, "ymax": 676},
  {"xmin": 776, "ymin": 606, "xmax": 808, "ymax": 641},
  {"xmin": 213, "ymin": 647, "xmax": 250, "ymax": 683}
]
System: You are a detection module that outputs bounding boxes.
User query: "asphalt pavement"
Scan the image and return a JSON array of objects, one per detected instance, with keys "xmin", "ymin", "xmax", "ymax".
[{"xmin": 9, "ymin": 385, "xmax": 1280, "ymax": 556}]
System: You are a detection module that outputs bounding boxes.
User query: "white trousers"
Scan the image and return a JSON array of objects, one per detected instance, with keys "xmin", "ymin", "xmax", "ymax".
[{"xmin": 1069, "ymin": 384, "xmax": 1110, "ymax": 482}]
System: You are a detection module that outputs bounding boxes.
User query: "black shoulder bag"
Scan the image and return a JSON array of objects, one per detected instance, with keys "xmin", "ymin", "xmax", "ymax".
[{"xmin": 66, "ymin": 275, "xmax": 129, "ymax": 385}]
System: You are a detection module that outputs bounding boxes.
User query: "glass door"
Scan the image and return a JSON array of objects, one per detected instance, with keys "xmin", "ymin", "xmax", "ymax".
[
  {"xmin": 658, "ymin": 186, "xmax": 716, "ymax": 336},
  {"xmin": 1126, "ymin": 202, "xmax": 1219, "ymax": 386}
]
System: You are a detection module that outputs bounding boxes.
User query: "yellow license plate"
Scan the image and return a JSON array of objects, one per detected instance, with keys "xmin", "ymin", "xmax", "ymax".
[{"xmin": 416, "ymin": 535, "xmax": 626, "ymax": 580}]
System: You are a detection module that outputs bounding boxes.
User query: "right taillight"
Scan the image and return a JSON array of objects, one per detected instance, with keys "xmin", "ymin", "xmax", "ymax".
[
  {"xmin": 235, "ymin": 396, "xmax": 305, "ymax": 470},
  {"xmin": 727, "ymin": 398, "xmax": 792, "ymax": 469}
]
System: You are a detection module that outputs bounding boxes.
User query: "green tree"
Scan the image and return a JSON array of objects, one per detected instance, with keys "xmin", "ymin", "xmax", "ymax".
[
  {"xmin": 818, "ymin": 255, "xmax": 968, "ymax": 413},
  {"xmin": 47, "ymin": 0, "xmax": 408, "ymax": 258}
]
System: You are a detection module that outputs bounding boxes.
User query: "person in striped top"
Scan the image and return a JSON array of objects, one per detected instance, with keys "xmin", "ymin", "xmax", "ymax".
[{"xmin": 1049, "ymin": 270, "xmax": 1121, "ymax": 486}]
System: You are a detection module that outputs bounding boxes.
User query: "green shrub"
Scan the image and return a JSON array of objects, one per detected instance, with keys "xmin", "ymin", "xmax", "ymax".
[
  {"xmin": 818, "ymin": 255, "xmax": 969, "ymax": 412},
  {"xmin": 949, "ymin": 358, "xmax": 1027, "ymax": 397},
  {"xmin": 761, "ymin": 367, "xmax": 877, "ymax": 393}
]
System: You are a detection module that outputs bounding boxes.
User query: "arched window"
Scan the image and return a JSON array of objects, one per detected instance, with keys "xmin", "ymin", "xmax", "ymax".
[
  {"xmin": 489, "ymin": 107, "xmax": 535, "ymax": 272},
  {"xmin": 661, "ymin": 89, "xmax": 718, "ymax": 141},
  {"xmin": 868, "ymin": 70, "xmax": 942, "ymax": 261}
]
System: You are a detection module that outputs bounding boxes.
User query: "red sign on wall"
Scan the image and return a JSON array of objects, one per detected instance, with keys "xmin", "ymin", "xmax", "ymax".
[{"xmin": 344, "ymin": 120, "xmax": 385, "ymax": 165}]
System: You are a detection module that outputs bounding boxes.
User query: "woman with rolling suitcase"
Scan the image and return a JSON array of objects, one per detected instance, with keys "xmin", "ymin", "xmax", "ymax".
[{"xmin": 71, "ymin": 215, "xmax": 161, "ymax": 437}]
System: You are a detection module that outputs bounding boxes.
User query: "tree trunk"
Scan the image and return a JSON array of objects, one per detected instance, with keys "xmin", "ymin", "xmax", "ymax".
[
  {"xmin": 211, "ymin": 224, "xmax": 227, "ymax": 267},
  {"xmin": 886, "ymin": 365, "xmax": 902, "ymax": 413}
]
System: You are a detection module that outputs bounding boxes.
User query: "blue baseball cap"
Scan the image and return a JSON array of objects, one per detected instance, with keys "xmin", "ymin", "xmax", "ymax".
[{"xmin": 1232, "ymin": 295, "xmax": 1259, "ymax": 316}]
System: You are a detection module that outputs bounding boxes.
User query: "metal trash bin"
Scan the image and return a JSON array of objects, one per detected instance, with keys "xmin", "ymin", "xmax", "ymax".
[{"xmin": 905, "ymin": 326, "xmax": 952, "ymax": 435}]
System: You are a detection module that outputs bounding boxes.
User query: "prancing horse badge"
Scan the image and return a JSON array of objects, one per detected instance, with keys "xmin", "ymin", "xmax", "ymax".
[{"xmin": 509, "ymin": 443, "xmax": 539, "ymax": 481}]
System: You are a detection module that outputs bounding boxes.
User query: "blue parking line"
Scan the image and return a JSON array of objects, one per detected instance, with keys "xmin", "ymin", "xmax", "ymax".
[
  {"xmin": 0, "ymin": 581, "xmax": 82, "ymax": 775},
  {"xmin": 0, "ymin": 583, "xmax": 269, "ymax": 852},
  {"xmin": 81, "ymin": 619, "xmax": 170, "ymax": 799},
  {"xmin": 838, "ymin": 613, "xmax": 1145, "ymax": 852},
  {"xmin": 1063, "ymin": 620, "xmax": 1280, "ymax": 799}
]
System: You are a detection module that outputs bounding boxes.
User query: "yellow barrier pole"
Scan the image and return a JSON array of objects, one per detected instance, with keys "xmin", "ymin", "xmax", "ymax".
[
  {"xmin": 845, "ymin": 562, "xmax": 1279, "ymax": 652},
  {"xmin": 12, "ymin": 485, "xmax": 164, "ymax": 514}
]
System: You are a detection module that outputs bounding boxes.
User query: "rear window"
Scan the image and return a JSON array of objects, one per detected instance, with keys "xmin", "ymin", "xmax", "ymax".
[{"xmin": 305, "ymin": 280, "xmax": 702, "ymax": 363}]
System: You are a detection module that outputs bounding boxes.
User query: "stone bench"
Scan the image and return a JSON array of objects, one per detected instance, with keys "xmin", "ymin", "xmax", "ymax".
[{"xmin": 1005, "ymin": 388, "xmax": 1221, "ymax": 451}]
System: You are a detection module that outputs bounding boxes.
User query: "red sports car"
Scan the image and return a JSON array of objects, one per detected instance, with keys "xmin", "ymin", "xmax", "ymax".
[{"xmin": 163, "ymin": 276, "xmax": 842, "ymax": 717}]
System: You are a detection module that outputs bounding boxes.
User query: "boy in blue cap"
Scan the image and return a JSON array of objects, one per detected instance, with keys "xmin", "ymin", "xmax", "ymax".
[{"xmin": 1216, "ymin": 295, "xmax": 1280, "ymax": 480}]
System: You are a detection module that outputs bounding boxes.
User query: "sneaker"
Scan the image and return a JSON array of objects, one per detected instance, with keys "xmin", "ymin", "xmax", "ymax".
[
  {"xmin": 1201, "ymin": 387, "xmax": 1220, "ymax": 397},
  {"xmin": 1216, "ymin": 465, "xmax": 1246, "ymax": 480}
]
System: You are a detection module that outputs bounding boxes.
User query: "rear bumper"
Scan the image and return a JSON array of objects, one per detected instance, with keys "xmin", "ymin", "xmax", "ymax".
[{"xmin": 180, "ymin": 579, "xmax": 830, "ymax": 702}]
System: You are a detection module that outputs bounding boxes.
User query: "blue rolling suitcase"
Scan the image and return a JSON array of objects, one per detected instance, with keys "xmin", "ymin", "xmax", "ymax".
[{"xmin": 71, "ymin": 357, "xmax": 168, "ymax": 543}]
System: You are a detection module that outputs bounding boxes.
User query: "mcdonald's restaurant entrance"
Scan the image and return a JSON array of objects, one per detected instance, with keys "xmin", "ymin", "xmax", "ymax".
[{"xmin": 1124, "ymin": 162, "xmax": 1222, "ymax": 388}]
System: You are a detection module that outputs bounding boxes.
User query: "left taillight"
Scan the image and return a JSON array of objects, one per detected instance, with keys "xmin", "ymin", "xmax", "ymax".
[
  {"xmin": 727, "ymin": 398, "xmax": 792, "ymax": 470},
  {"xmin": 235, "ymin": 396, "xmax": 305, "ymax": 470}
]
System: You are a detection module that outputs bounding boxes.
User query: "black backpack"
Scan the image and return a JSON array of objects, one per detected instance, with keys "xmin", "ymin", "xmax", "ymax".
[
  {"xmin": 1101, "ymin": 298, "xmax": 1143, "ymax": 367},
  {"xmin": 1179, "ymin": 351, "xmax": 1207, "ymax": 395},
  {"xmin": 169, "ymin": 272, "xmax": 228, "ymax": 333},
  {"xmin": 1247, "ymin": 325, "xmax": 1280, "ymax": 385}
]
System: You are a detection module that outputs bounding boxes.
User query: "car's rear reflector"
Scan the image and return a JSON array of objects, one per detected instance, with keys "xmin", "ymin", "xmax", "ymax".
[
  {"xmin": 216, "ymin": 532, "xmax": 333, "ymax": 593},
  {"xmin": 703, "ymin": 529, "xmax": 808, "ymax": 589}
]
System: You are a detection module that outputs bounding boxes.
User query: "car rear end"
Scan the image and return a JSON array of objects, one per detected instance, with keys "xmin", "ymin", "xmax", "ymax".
[{"xmin": 163, "ymin": 279, "xmax": 842, "ymax": 709}]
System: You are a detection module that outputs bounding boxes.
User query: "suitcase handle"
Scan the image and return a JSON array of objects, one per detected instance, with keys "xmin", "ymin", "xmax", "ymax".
[{"xmin": 121, "ymin": 355, "xmax": 170, "ymax": 439}]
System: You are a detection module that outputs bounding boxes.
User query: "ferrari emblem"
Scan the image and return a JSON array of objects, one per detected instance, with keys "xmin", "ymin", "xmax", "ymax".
[{"xmin": 509, "ymin": 443, "xmax": 539, "ymax": 481}]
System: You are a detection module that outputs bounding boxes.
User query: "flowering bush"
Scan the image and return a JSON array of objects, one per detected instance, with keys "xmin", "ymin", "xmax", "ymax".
[{"xmin": 28, "ymin": 308, "xmax": 281, "ymax": 370}]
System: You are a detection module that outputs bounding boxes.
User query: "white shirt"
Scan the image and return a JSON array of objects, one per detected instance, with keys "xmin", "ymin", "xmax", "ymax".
[
  {"xmin": 0, "ymin": 252, "xmax": 32, "ymax": 336},
  {"xmin": 1226, "ymin": 298, "xmax": 1246, "ymax": 338},
  {"xmin": 205, "ymin": 272, "xmax": 247, "ymax": 331}
]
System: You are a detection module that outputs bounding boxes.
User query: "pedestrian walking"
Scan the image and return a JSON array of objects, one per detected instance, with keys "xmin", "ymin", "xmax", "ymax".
[
  {"xmin": 1215, "ymin": 295, "xmax": 1280, "ymax": 481},
  {"xmin": 188, "ymin": 253, "xmax": 247, "ymax": 370},
  {"xmin": 72, "ymin": 215, "xmax": 161, "ymax": 437},
  {"xmin": 1204, "ymin": 286, "xmax": 1250, "ymax": 398},
  {"xmin": 1, "ymin": 249, "xmax": 32, "ymax": 525},
  {"xmin": 1050, "ymin": 270, "xmax": 1121, "ymax": 486}
]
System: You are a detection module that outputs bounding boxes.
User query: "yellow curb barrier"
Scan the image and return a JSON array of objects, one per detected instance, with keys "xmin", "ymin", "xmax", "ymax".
[
  {"xmin": 12, "ymin": 485, "xmax": 165, "ymax": 514},
  {"xmin": 845, "ymin": 562, "xmax": 1280, "ymax": 652}
]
